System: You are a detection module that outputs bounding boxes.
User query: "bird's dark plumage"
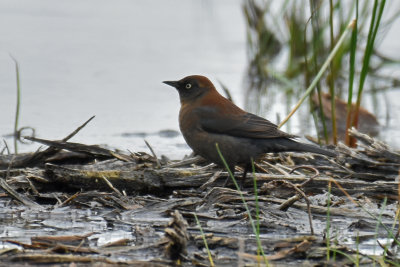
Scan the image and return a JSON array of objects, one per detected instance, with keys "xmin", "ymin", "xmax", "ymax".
[{"xmin": 164, "ymin": 75, "xmax": 336, "ymax": 176}]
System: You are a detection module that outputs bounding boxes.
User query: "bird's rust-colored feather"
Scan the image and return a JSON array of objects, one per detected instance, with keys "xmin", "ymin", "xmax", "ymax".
[{"xmin": 164, "ymin": 75, "xmax": 336, "ymax": 179}]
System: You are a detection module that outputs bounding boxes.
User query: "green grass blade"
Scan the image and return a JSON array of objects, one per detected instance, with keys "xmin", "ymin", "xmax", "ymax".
[
  {"xmin": 326, "ymin": 180, "xmax": 332, "ymax": 261},
  {"xmin": 10, "ymin": 56, "xmax": 21, "ymax": 154},
  {"xmin": 328, "ymin": 248, "xmax": 358, "ymax": 265},
  {"xmin": 345, "ymin": 0, "xmax": 358, "ymax": 146},
  {"xmin": 279, "ymin": 19, "xmax": 356, "ymax": 128},
  {"xmin": 251, "ymin": 159, "xmax": 261, "ymax": 258},
  {"xmin": 308, "ymin": 0, "xmax": 329, "ymax": 144},
  {"xmin": 193, "ymin": 213, "xmax": 214, "ymax": 267},
  {"xmin": 329, "ymin": 0, "xmax": 337, "ymax": 144},
  {"xmin": 215, "ymin": 143, "xmax": 269, "ymax": 266},
  {"xmin": 352, "ymin": 0, "xmax": 386, "ymax": 132},
  {"xmin": 373, "ymin": 198, "xmax": 387, "ymax": 261}
]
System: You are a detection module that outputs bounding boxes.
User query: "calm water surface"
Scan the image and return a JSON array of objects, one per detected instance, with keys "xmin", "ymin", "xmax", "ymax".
[
  {"xmin": 0, "ymin": 0, "xmax": 399, "ymax": 159},
  {"xmin": 0, "ymin": 0, "xmax": 246, "ymax": 158},
  {"xmin": 0, "ymin": 1, "xmax": 400, "ymax": 260}
]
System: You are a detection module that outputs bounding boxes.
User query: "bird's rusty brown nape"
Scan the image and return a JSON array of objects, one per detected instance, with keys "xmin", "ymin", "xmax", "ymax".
[{"xmin": 164, "ymin": 75, "xmax": 337, "ymax": 179}]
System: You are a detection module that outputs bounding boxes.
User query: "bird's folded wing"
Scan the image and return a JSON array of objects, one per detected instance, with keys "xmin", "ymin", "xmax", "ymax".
[{"xmin": 194, "ymin": 107, "xmax": 295, "ymax": 139}]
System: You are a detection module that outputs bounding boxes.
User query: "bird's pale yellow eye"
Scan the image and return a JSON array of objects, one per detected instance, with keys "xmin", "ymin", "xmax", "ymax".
[{"xmin": 185, "ymin": 83, "xmax": 192, "ymax": 89}]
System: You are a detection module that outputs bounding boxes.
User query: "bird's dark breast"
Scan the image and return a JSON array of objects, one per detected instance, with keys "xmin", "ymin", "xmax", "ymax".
[
  {"xmin": 179, "ymin": 104, "xmax": 264, "ymax": 168},
  {"xmin": 181, "ymin": 127, "xmax": 265, "ymax": 168}
]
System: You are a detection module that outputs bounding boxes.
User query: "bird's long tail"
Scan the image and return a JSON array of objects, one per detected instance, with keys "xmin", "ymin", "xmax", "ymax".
[{"xmin": 261, "ymin": 138, "xmax": 337, "ymax": 157}]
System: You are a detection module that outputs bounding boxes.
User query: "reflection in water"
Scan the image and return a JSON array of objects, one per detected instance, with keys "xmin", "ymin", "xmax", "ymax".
[
  {"xmin": 0, "ymin": 0, "xmax": 399, "ymax": 156},
  {"xmin": 243, "ymin": 0, "xmax": 400, "ymax": 147},
  {"xmin": 312, "ymin": 92, "xmax": 380, "ymax": 142}
]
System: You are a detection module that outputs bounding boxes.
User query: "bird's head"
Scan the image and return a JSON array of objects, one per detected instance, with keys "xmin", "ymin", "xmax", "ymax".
[{"xmin": 163, "ymin": 75, "xmax": 215, "ymax": 103}]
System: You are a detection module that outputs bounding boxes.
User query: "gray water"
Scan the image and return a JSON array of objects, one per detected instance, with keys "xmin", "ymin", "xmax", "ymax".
[
  {"xmin": 1, "ymin": 0, "xmax": 399, "ymax": 160},
  {"xmin": 0, "ymin": 0, "xmax": 246, "ymax": 159},
  {"xmin": 1, "ymin": 2, "xmax": 400, "ymax": 262}
]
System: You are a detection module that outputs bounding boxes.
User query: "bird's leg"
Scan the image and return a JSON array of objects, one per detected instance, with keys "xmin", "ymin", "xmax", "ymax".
[
  {"xmin": 222, "ymin": 165, "xmax": 235, "ymax": 187},
  {"xmin": 242, "ymin": 164, "xmax": 250, "ymax": 180},
  {"xmin": 223, "ymin": 164, "xmax": 250, "ymax": 189},
  {"xmin": 239, "ymin": 164, "xmax": 251, "ymax": 189}
]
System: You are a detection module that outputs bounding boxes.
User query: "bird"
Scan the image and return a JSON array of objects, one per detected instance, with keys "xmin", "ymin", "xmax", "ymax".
[{"xmin": 163, "ymin": 75, "xmax": 336, "ymax": 180}]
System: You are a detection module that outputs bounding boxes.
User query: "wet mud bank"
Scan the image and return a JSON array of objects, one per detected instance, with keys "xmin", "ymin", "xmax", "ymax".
[{"xmin": 0, "ymin": 127, "xmax": 399, "ymax": 266}]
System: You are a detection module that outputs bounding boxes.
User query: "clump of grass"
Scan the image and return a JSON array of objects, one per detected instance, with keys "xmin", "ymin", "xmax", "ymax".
[
  {"xmin": 348, "ymin": 0, "xmax": 387, "ymax": 147},
  {"xmin": 278, "ymin": 19, "xmax": 355, "ymax": 128},
  {"xmin": 243, "ymin": 0, "xmax": 400, "ymax": 146}
]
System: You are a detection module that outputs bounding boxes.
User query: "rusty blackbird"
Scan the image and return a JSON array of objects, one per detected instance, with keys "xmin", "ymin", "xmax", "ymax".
[{"xmin": 164, "ymin": 75, "xmax": 336, "ymax": 178}]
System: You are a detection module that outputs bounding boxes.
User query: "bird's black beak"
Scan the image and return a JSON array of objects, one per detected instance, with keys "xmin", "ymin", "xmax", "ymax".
[{"xmin": 163, "ymin": 80, "xmax": 179, "ymax": 88}]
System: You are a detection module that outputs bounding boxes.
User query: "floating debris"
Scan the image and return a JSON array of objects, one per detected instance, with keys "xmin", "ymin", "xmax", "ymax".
[{"xmin": 0, "ymin": 124, "xmax": 399, "ymax": 265}]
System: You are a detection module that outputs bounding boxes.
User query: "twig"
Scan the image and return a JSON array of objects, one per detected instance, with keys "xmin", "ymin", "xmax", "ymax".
[
  {"xmin": 165, "ymin": 155, "xmax": 204, "ymax": 168},
  {"xmin": 262, "ymin": 160, "xmax": 290, "ymax": 175},
  {"xmin": 218, "ymin": 80, "xmax": 234, "ymax": 103},
  {"xmin": 392, "ymin": 224, "xmax": 400, "ymax": 248},
  {"xmin": 274, "ymin": 167, "xmax": 321, "ymax": 235},
  {"xmin": 279, "ymin": 194, "xmax": 301, "ymax": 211},
  {"xmin": 21, "ymin": 116, "xmax": 96, "ymax": 166},
  {"xmin": 25, "ymin": 177, "xmax": 40, "ymax": 195},
  {"xmin": 279, "ymin": 180, "xmax": 314, "ymax": 235},
  {"xmin": 200, "ymin": 170, "xmax": 222, "ymax": 190},
  {"xmin": 62, "ymin": 115, "xmax": 96, "ymax": 142},
  {"xmin": 59, "ymin": 191, "xmax": 81, "ymax": 207},
  {"xmin": 2, "ymin": 139, "xmax": 10, "ymax": 155},
  {"xmin": 52, "ymin": 193, "xmax": 62, "ymax": 205},
  {"xmin": 279, "ymin": 166, "xmax": 320, "ymax": 225},
  {"xmin": 101, "ymin": 175, "xmax": 122, "ymax": 196},
  {"xmin": 377, "ymin": 240, "xmax": 393, "ymax": 256},
  {"xmin": 0, "ymin": 156, "xmax": 41, "ymax": 209},
  {"xmin": 289, "ymin": 165, "xmax": 320, "ymax": 187},
  {"xmin": 254, "ymin": 162, "xmax": 269, "ymax": 174},
  {"xmin": 16, "ymin": 126, "xmax": 35, "ymax": 144},
  {"xmin": 5, "ymin": 155, "xmax": 14, "ymax": 181},
  {"xmin": 110, "ymin": 151, "xmax": 135, "ymax": 162},
  {"xmin": 144, "ymin": 139, "xmax": 161, "ymax": 168}
]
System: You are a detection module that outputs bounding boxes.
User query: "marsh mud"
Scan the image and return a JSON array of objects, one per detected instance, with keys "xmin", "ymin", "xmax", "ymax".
[{"xmin": 0, "ymin": 127, "xmax": 399, "ymax": 266}]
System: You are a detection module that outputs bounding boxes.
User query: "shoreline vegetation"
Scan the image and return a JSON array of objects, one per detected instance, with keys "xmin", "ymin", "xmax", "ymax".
[
  {"xmin": 243, "ymin": 0, "xmax": 399, "ymax": 147},
  {"xmin": 1, "ymin": 1, "xmax": 400, "ymax": 265},
  {"xmin": 0, "ymin": 119, "xmax": 399, "ymax": 266}
]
